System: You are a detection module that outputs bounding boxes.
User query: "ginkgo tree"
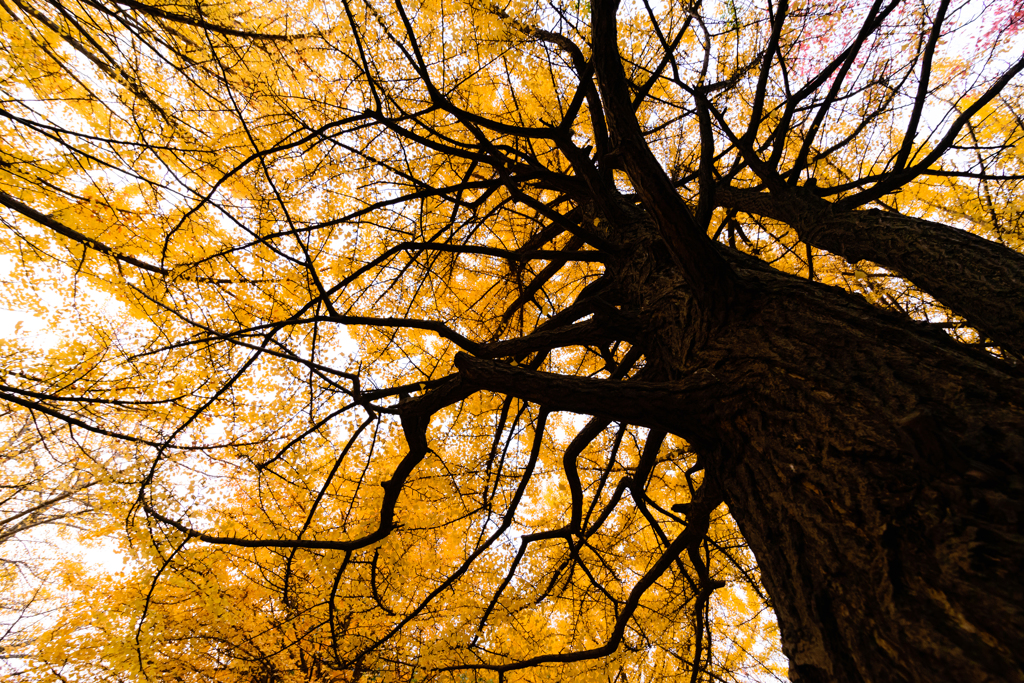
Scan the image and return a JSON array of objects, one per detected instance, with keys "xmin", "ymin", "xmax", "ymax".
[{"xmin": 1, "ymin": 0, "xmax": 1023, "ymax": 681}]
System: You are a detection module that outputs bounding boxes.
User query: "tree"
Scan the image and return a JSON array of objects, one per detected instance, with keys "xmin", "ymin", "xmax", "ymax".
[{"xmin": 0, "ymin": 0, "xmax": 1022, "ymax": 680}]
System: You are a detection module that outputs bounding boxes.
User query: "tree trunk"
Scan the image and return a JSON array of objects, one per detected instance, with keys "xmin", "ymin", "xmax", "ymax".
[
  {"xmin": 692, "ymin": 268, "xmax": 1024, "ymax": 683},
  {"xmin": 457, "ymin": 204, "xmax": 1024, "ymax": 681},
  {"xmin": 583, "ymin": 11, "xmax": 1023, "ymax": 674},
  {"xmin": 653, "ymin": 253, "xmax": 1024, "ymax": 682}
]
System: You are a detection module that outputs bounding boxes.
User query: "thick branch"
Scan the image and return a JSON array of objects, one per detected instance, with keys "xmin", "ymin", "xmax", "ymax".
[
  {"xmin": 590, "ymin": 0, "xmax": 735, "ymax": 310},
  {"xmin": 478, "ymin": 317, "xmax": 626, "ymax": 360},
  {"xmin": 453, "ymin": 353, "xmax": 713, "ymax": 439},
  {"xmin": 717, "ymin": 185, "xmax": 1024, "ymax": 356}
]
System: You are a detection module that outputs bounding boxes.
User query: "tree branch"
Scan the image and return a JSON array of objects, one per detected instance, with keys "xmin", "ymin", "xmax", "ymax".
[
  {"xmin": 453, "ymin": 353, "xmax": 714, "ymax": 439},
  {"xmin": 716, "ymin": 184, "xmax": 1024, "ymax": 356}
]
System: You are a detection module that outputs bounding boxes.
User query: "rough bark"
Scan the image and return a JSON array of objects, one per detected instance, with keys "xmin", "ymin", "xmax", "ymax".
[
  {"xmin": 640, "ymin": 244, "xmax": 1024, "ymax": 681},
  {"xmin": 692, "ymin": 274, "xmax": 1024, "ymax": 683},
  {"xmin": 460, "ymin": 208, "xmax": 1024, "ymax": 682},
  {"xmin": 716, "ymin": 184, "xmax": 1024, "ymax": 359}
]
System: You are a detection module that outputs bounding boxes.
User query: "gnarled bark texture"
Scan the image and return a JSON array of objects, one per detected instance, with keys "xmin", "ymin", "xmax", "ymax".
[
  {"xmin": 717, "ymin": 185, "xmax": 1024, "ymax": 358},
  {"xmin": 629, "ymin": 233, "xmax": 1024, "ymax": 682},
  {"xmin": 462, "ymin": 201, "xmax": 1024, "ymax": 682}
]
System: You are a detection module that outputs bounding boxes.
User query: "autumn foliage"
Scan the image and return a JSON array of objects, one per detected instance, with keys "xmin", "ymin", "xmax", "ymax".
[{"xmin": 1, "ymin": 0, "xmax": 1023, "ymax": 681}]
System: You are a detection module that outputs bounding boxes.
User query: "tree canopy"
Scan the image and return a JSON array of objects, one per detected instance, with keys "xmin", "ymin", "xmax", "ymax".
[{"xmin": 1, "ymin": 0, "xmax": 1023, "ymax": 681}]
